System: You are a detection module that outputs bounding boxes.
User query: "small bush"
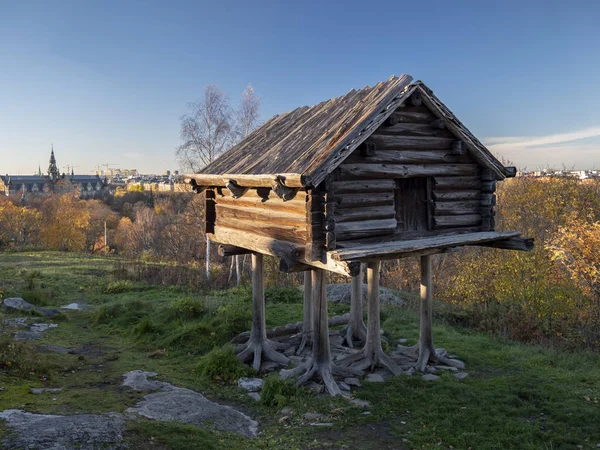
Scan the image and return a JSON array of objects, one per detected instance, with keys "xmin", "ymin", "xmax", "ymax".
[
  {"xmin": 22, "ymin": 287, "xmax": 57, "ymax": 306},
  {"xmin": 169, "ymin": 297, "xmax": 205, "ymax": 320},
  {"xmin": 265, "ymin": 287, "xmax": 303, "ymax": 304},
  {"xmin": 104, "ymin": 280, "xmax": 135, "ymax": 294},
  {"xmin": 196, "ymin": 346, "xmax": 254, "ymax": 383},
  {"xmin": 260, "ymin": 374, "xmax": 302, "ymax": 408}
]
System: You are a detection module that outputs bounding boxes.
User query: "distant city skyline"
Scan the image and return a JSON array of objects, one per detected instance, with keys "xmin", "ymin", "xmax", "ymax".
[{"xmin": 1, "ymin": 1, "xmax": 599, "ymax": 174}]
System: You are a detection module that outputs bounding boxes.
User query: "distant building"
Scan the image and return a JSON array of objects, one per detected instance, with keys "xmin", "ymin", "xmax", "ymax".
[{"xmin": 0, "ymin": 146, "xmax": 108, "ymax": 199}]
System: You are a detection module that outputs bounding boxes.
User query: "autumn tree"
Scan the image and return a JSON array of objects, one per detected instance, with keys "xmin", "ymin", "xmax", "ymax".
[{"xmin": 40, "ymin": 194, "xmax": 91, "ymax": 251}]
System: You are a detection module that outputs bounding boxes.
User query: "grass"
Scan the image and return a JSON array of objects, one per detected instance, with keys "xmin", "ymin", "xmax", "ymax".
[{"xmin": 0, "ymin": 251, "xmax": 598, "ymax": 449}]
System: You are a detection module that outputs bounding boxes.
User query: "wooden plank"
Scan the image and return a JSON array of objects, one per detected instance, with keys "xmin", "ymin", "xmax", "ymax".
[
  {"xmin": 215, "ymin": 217, "xmax": 307, "ymax": 243},
  {"xmin": 337, "ymin": 192, "xmax": 394, "ymax": 209},
  {"xmin": 433, "ymin": 214, "xmax": 482, "ymax": 228},
  {"xmin": 346, "ymin": 150, "xmax": 472, "ymax": 165},
  {"xmin": 329, "ymin": 231, "xmax": 521, "ymax": 261},
  {"xmin": 390, "ymin": 109, "xmax": 437, "ymax": 124},
  {"xmin": 373, "ymin": 122, "xmax": 446, "ymax": 137},
  {"xmin": 433, "ymin": 190, "xmax": 481, "ymax": 201},
  {"xmin": 336, "ymin": 218, "xmax": 397, "ymax": 241},
  {"xmin": 433, "ymin": 201, "xmax": 481, "ymax": 215},
  {"xmin": 367, "ymin": 135, "xmax": 454, "ymax": 150},
  {"xmin": 477, "ymin": 237, "xmax": 534, "ymax": 251},
  {"xmin": 215, "ymin": 204, "xmax": 306, "ymax": 227},
  {"xmin": 340, "ymin": 163, "xmax": 480, "ymax": 179},
  {"xmin": 215, "ymin": 193, "xmax": 307, "ymax": 214},
  {"xmin": 432, "ymin": 176, "xmax": 481, "ymax": 190},
  {"xmin": 332, "ymin": 179, "xmax": 395, "ymax": 193},
  {"xmin": 336, "ymin": 205, "xmax": 396, "ymax": 223}
]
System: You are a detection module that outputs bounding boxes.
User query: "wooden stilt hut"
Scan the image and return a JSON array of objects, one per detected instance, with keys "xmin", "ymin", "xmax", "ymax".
[{"xmin": 185, "ymin": 74, "xmax": 533, "ymax": 395}]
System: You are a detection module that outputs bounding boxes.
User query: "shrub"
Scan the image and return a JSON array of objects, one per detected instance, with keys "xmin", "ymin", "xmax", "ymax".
[
  {"xmin": 265, "ymin": 287, "xmax": 303, "ymax": 304},
  {"xmin": 21, "ymin": 286, "xmax": 57, "ymax": 306},
  {"xmin": 260, "ymin": 375, "xmax": 303, "ymax": 408},
  {"xmin": 195, "ymin": 346, "xmax": 254, "ymax": 383},
  {"xmin": 104, "ymin": 280, "xmax": 135, "ymax": 294},
  {"xmin": 169, "ymin": 297, "xmax": 205, "ymax": 320}
]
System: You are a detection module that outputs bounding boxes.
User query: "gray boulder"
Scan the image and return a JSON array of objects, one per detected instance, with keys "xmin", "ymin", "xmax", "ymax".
[
  {"xmin": 3, "ymin": 298, "xmax": 59, "ymax": 318},
  {"xmin": 324, "ymin": 284, "xmax": 405, "ymax": 307},
  {"xmin": 122, "ymin": 370, "xmax": 173, "ymax": 393},
  {"xmin": 238, "ymin": 377, "xmax": 264, "ymax": 392},
  {"xmin": 0, "ymin": 409, "xmax": 125, "ymax": 450}
]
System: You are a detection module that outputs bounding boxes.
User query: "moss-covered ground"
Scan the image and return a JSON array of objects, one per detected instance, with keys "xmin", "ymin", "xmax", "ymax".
[{"xmin": 0, "ymin": 252, "xmax": 599, "ymax": 449}]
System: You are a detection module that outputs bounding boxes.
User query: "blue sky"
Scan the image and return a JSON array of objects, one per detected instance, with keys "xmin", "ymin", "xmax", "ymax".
[{"xmin": 1, "ymin": 0, "xmax": 599, "ymax": 174}]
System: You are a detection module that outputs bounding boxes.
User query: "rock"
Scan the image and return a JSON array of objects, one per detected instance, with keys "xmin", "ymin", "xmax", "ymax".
[
  {"xmin": 30, "ymin": 323, "xmax": 58, "ymax": 333},
  {"xmin": 365, "ymin": 373, "xmax": 385, "ymax": 383},
  {"xmin": 3, "ymin": 298, "xmax": 59, "ymax": 318},
  {"xmin": 398, "ymin": 338, "xmax": 408, "ymax": 344},
  {"xmin": 349, "ymin": 398, "xmax": 370, "ymax": 408},
  {"xmin": 61, "ymin": 302, "xmax": 90, "ymax": 311},
  {"xmin": 127, "ymin": 387, "xmax": 258, "ymax": 437},
  {"xmin": 435, "ymin": 348, "xmax": 448, "ymax": 358},
  {"xmin": 2, "ymin": 317, "xmax": 38, "ymax": 328},
  {"xmin": 454, "ymin": 372, "xmax": 469, "ymax": 380},
  {"xmin": 122, "ymin": 370, "xmax": 172, "ymax": 393},
  {"xmin": 375, "ymin": 368, "xmax": 394, "ymax": 380},
  {"xmin": 283, "ymin": 346, "xmax": 297, "ymax": 356},
  {"xmin": 247, "ymin": 392, "xmax": 261, "ymax": 402},
  {"xmin": 310, "ymin": 422, "xmax": 334, "ymax": 427},
  {"xmin": 238, "ymin": 377, "xmax": 264, "ymax": 393},
  {"xmin": 426, "ymin": 366, "xmax": 438, "ymax": 374},
  {"xmin": 13, "ymin": 331, "xmax": 43, "ymax": 341},
  {"xmin": 338, "ymin": 381, "xmax": 351, "ymax": 391},
  {"xmin": 280, "ymin": 407, "xmax": 293, "ymax": 415},
  {"xmin": 0, "ymin": 409, "xmax": 125, "ymax": 449},
  {"xmin": 404, "ymin": 367, "xmax": 416, "ymax": 376},
  {"xmin": 30, "ymin": 388, "xmax": 63, "ymax": 395},
  {"xmin": 436, "ymin": 365, "xmax": 459, "ymax": 372},
  {"xmin": 303, "ymin": 412, "xmax": 323, "ymax": 420},
  {"xmin": 323, "ymin": 284, "xmax": 405, "ymax": 307},
  {"xmin": 307, "ymin": 382, "xmax": 324, "ymax": 394},
  {"xmin": 344, "ymin": 377, "xmax": 361, "ymax": 387},
  {"xmin": 38, "ymin": 345, "xmax": 71, "ymax": 354},
  {"xmin": 422, "ymin": 374, "xmax": 440, "ymax": 381}
]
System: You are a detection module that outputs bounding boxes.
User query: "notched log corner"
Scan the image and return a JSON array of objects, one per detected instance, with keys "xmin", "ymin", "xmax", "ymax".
[{"xmin": 273, "ymin": 176, "xmax": 299, "ymax": 201}]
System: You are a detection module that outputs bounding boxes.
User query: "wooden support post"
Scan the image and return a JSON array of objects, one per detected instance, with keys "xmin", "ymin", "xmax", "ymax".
[
  {"xmin": 342, "ymin": 264, "xmax": 367, "ymax": 347},
  {"xmin": 395, "ymin": 254, "xmax": 465, "ymax": 372},
  {"xmin": 281, "ymin": 268, "xmax": 363, "ymax": 395},
  {"xmin": 339, "ymin": 261, "xmax": 401, "ymax": 375},
  {"xmin": 296, "ymin": 271, "xmax": 313, "ymax": 354},
  {"xmin": 235, "ymin": 253, "xmax": 290, "ymax": 371}
]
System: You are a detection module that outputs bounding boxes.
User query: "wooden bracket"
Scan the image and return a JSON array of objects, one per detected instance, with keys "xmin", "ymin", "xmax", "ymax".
[
  {"xmin": 256, "ymin": 187, "xmax": 271, "ymax": 201},
  {"xmin": 218, "ymin": 244, "xmax": 251, "ymax": 257},
  {"xmin": 187, "ymin": 179, "xmax": 206, "ymax": 194},
  {"xmin": 224, "ymin": 180, "xmax": 248, "ymax": 198},
  {"xmin": 272, "ymin": 176, "xmax": 299, "ymax": 201}
]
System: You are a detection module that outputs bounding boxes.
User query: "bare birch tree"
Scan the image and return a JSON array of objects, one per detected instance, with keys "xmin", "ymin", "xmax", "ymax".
[
  {"xmin": 177, "ymin": 85, "xmax": 234, "ymax": 280},
  {"xmin": 229, "ymin": 84, "xmax": 261, "ymax": 285}
]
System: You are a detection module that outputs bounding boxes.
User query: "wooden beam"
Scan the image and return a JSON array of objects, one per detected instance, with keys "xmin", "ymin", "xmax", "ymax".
[
  {"xmin": 373, "ymin": 122, "xmax": 445, "ymax": 137},
  {"xmin": 433, "ymin": 190, "xmax": 481, "ymax": 201},
  {"xmin": 478, "ymin": 237, "xmax": 534, "ymax": 251},
  {"xmin": 272, "ymin": 176, "xmax": 299, "ymax": 201},
  {"xmin": 185, "ymin": 172, "xmax": 306, "ymax": 188},
  {"xmin": 328, "ymin": 231, "xmax": 521, "ymax": 261},
  {"xmin": 433, "ymin": 214, "xmax": 482, "ymax": 228},
  {"xmin": 337, "ymin": 192, "xmax": 394, "ymax": 209},
  {"xmin": 504, "ymin": 166, "xmax": 517, "ymax": 178},
  {"xmin": 346, "ymin": 150, "xmax": 471, "ymax": 165},
  {"xmin": 217, "ymin": 244, "xmax": 251, "ymax": 257},
  {"xmin": 451, "ymin": 141, "xmax": 466, "ymax": 155},
  {"xmin": 332, "ymin": 179, "xmax": 395, "ymax": 194},
  {"xmin": 367, "ymin": 135, "xmax": 454, "ymax": 150},
  {"xmin": 433, "ymin": 176, "xmax": 481, "ymax": 190},
  {"xmin": 336, "ymin": 205, "xmax": 396, "ymax": 223},
  {"xmin": 390, "ymin": 110, "xmax": 437, "ymax": 124},
  {"xmin": 340, "ymin": 163, "xmax": 480, "ymax": 179},
  {"xmin": 224, "ymin": 180, "xmax": 248, "ymax": 198},
  {"xmin": 215, "ymin": 204, "xmax": 305, "ymax": 227},
  {"xmin": 430, "ymin": 118, "xmax": 445, "ymax": 129}
]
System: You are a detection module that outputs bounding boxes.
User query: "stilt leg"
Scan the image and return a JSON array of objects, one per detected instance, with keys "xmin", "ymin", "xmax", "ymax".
[
  {"xmin": 296, "ymin": 271, "xmax": 312, "ymax": 355},
  {"xmin": 342, "ymin": 264, "xmax": 368, "ymax": 347}
]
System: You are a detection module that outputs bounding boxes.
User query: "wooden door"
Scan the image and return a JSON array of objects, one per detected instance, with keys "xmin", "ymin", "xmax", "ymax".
[{"xmin": 395, "ymin": 178, "xmax": 431, "ymax": 233}]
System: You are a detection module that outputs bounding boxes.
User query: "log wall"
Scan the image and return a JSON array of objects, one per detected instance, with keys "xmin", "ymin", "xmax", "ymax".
[{"xmin": 333, "ymin": 101, "xmax": 495, "ymax": 245}]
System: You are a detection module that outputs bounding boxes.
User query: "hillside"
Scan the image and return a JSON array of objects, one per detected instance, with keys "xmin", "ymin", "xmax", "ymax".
[{"xmin": 0, "ymin": 252, "xmax": 599, "ymax": 449}]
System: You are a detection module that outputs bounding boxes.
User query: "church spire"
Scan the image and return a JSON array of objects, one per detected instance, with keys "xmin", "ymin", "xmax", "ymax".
[{"xmin": 48, "ymin": 144, "xmax": 59, "ymax": 181}]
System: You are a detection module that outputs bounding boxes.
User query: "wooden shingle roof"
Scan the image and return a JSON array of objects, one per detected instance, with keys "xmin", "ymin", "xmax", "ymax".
[{"xmin": 186, "ymin": 75, "xmax": 512, "ymax": 189}]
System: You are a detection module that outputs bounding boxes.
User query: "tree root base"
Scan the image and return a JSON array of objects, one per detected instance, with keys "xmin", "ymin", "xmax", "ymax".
[
  {"xmin": 236, "ymin": 339, "xmax": 290, "ymax": 372},
  {"xmin": 339, "ymin": 346, "xmax": 402, "ymax": 375},
  {"xmin": 281, "ymin": 359, "xmax": 364, "ymax": 396}
]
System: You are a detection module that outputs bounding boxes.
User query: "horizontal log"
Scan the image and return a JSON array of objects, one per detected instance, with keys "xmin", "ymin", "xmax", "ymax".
[
  {"xmin": 329, "ymin": 231, "xmax": 521, "ymax": 261},
  {"xmin": 373, "ymin": 122, "xmax": 446, "ymax": 137},
  {"xmin": 215, "ymin": 192, "xmax": 307, "ymax": 214},
  {"xmin": 504, "ymin": 166, "xmax": 517, "ymax": 178},
  {"xmin": 390, "ymin": 110, "xmax": 438, "ymax": 124},
  {"xmin": 478, "ymin": 237, "xmax": 534, "ymax": 251},
  {"xmin": 334, "ymin": 227, "xmax": 484, "ymax": 248},
  {"xmin": 230, "ymin": 314, "xmax": 350, "ymax": 344},
  {"xmin": 332, "ymin": 179, "xmax": 395, "ymax": 193},
  {"xmin": 335, "ymin": 205, "xmax": 396, "ymax": 223},
  {"xmin": 215, "ymin": 218, "xmax": 306, "ymax": 243},
  {"xmin": 336, "ymin": 192, "xmax": 394, "ymax": 209},
  {"xmin": 481, "ymin": 181, "xmax": 497, "ymax": 193},
  {"xmin": 368, "ymin": 135, "xmax": 454, "ymax": 150},
  {"xmin": 210, "ymin": 226, "xmax": 302, "ymax": 269},
  {"xmin": 432, "ymin": 190, "xmax": 481, "ymax": 201},
  {"xmin": 433, "ymin": 214, "xmax": 482, "ymax": 228},
  {"xmin": 218, "ymin": 244, "xmax": 251, "ymax": 257},
  {"xmin": 433, "ymin": 176, "xmax": 482, "ymax": 190},
  {"xmin": 347, "ymin": 150, "xmax": 471, "ymax": 165},
  {"xmin": 451, "ymin": 141, "xmax": 466, "ymax": 155},
  {"xmin": 340, "ymin": 163, "xmax": 480, "ymax": 179},
  {"xmin": 185, "ymin": 172, "xmax": 306, "ymax": 188},
  {"xmin": 336, "ymin": 218, "xmax": 397, "ymax": 241},
  {"xmin": 215, "ymin": 204, "xmax": 305, "ymax": 228},
  {"xmin": 481, "ymin": 193, "xmax": 496, "ymax": 206},
  {"xmin": 433, "ymin": 201, "xmax": 481, "ymax": 215}
]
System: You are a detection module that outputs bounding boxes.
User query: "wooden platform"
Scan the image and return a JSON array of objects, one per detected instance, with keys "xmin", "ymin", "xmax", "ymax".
[{"xmin": 328, "ymin": 231, "xmax": 521, "ymax": 261}]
